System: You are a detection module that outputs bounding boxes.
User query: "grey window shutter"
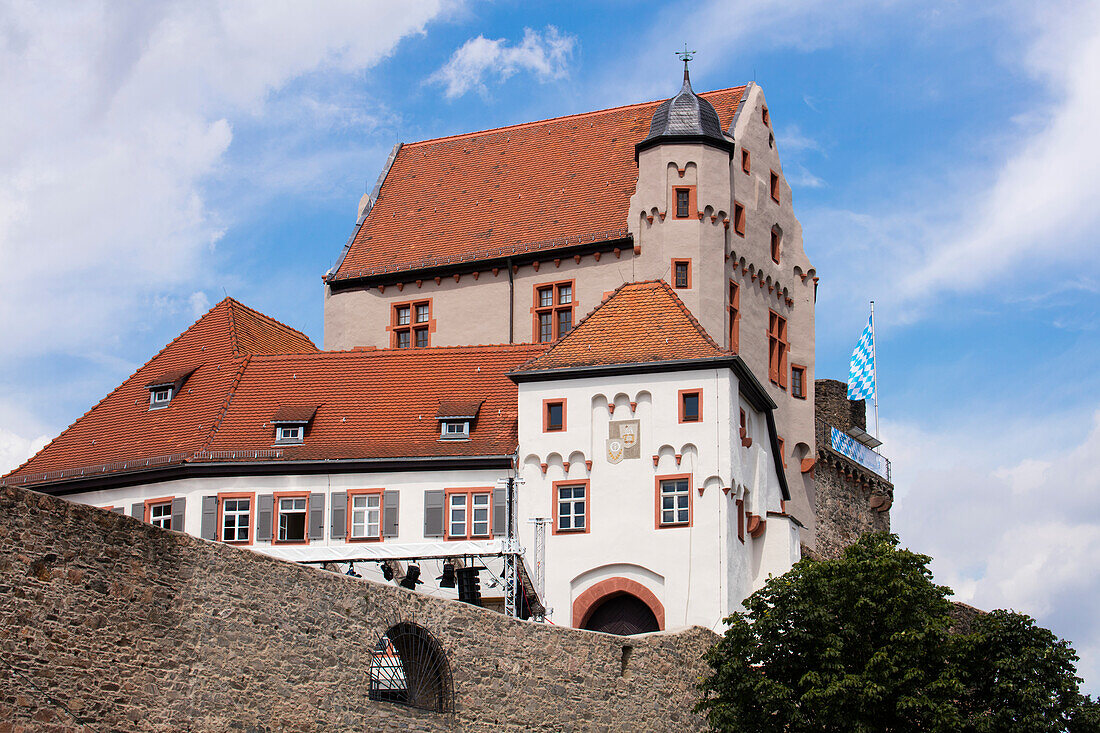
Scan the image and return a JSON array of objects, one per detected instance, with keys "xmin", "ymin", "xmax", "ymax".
[
  {"xmin": 110, "ymin": 506, "xmax": 125, "ymax": 515},
  {"xmin": 492, "ymin": 487, "xmax": 507, "ymax": 536},
  {"xmin": 309, "ymin": 493, "xmax": 325, "ymax": 540},
  {"xmin": 131, "ymin": 503, "xmax": 143, "ymax": 520},
  {"xmin": 256, "ymin": 494, "xmax": 274, "ymax": 541},
  {"xmin": 424, "ymin": 490, "xmax": 444, "ymax": 538},
  {"xmin": 383, "ymin": 491, "xmax": 399, "ymax": 538},
  {"xmin": 200, "ymin": 496, "xmax": 217, "ymax": 540},
  {"xmin": 171, "ymin": 497, "xmax": 186, "ymax": 532},
  {"xmin": 330, "ymin": 492, "xmax": 347, "ymax": 540}
]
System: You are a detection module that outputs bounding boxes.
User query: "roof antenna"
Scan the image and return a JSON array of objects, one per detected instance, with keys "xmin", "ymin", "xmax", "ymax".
[
  {"xmin": 676, "ymin": 44, "xmax": 696, "ymax": 84},
  {"xmin": 222, "ymin": 286, "xmax": 228, "ymax": 300}
]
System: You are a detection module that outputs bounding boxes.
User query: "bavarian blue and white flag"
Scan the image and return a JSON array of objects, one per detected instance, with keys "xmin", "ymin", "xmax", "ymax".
[{"xmin": 848, "ymin": 315, "xmax": 876, "ymax": 401}]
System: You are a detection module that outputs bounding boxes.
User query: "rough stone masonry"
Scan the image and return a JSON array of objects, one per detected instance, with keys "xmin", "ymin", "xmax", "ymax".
[{"xmin": 0, "ymin": 485, "xmax": 715, "ymax": 732}]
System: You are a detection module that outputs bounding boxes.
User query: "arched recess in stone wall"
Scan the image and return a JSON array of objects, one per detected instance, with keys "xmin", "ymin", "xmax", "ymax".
[
  {"xmin": 369, "ymin": 622, "xmax": 454, "ymax": 713},
  {"xmin": 572, "ymin": 577, "xmax": 665, "ymax": 633}
]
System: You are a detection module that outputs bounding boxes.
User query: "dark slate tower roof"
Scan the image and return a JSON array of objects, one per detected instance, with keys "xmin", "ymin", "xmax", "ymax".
[{"xmin": 636, "ymin": 68, "xmax": 733, "ymax": 158}]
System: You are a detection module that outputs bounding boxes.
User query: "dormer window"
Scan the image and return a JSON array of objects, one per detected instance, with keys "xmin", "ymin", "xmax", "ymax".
[
  {"xmin": 271, "ymin": 404, "xmax": 318, "ymax": 446},
  {"xmin": 150, "ymin": 387, "xmax": 173, "ymax": 407},
  {"xmin": 144, "ymin": 366, "xmax": 198, "ymax": 411},
  {"xmin": 436, "ymin": 397, "xmax": 483, "ymax": 442},
  {"xmin": 440, "ymin": 421, "xmax": 470, "ymax": 440},
  {"xmin": 276, "ymin": 425, "xmax": 304, "ymax": 444}
]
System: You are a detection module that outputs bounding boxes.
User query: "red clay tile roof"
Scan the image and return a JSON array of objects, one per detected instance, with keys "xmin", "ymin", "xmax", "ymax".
[
  {"xmin": 204, "ymin": 345, "xmax": 543, "ymax": 462},
  {"xmin": 2, "ymin": 299, "xmax": 317, "ymax": 485},
  {"xmin": 271, "ymin": 405, "xmax": 319, "ymax": 423},
  {"xmin": 331, "ymin": 87, "xmax": 746, "ymax": 281},
  {"xmin": 144, "ymin": 366, "xmax": 199, "ymax": 389},
  {"xmin": 2, "ymin": 296, "xmax": 545, "ymax": 487},
  {"xmin": 436, "ymin": 398, "xmax": 484, "ymax": 419},
  {"xmin": 513, "ymin": 280, "xmax": 727, "ymax": 373}
]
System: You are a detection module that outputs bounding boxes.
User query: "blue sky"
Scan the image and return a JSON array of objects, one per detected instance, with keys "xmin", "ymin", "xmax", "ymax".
[{"xmin": 2, "ymin": 0, "xmax": 1099, "ymax": 691}]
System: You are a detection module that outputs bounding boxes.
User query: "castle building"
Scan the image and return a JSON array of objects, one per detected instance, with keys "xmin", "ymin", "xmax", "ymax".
[{"xmin": 3, "ymin": 70, "xmax": 891, "ymax": 633}]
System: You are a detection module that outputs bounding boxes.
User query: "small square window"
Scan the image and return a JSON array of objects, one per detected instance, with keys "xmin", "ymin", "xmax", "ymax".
[
  {"xmin": 557, "ymin": 284, "xmax": 572, "ymax": 305},
  {"xmin": 396, "ymin": 330, "xmax": 410, "ymax": 349},
  {"xmin": 149, "ymin": 387, "xmax": 172, "ymax": 408},
  {"xmin": 414, "ymin": 328, "xmax": 429, "ymax": 348},
  {"xmin": 440, "ymin": 420, "xmax": 470, "ymax": 439},
  {"xmin": 275, "ymin": 425, "xmax": 305, "ymax": 444},
  {"xmin": 149, "ymin": 502, "xmax": 172, "ymax": 530},
  {"xmin": 556, "ymin": 484, "xmax": 586, "ymax": 532},
  {"xmin": 659, "ymin": 478, "xmax": 691, "ymax": 526},
  {"xmin": 538, "ymin": 287, "xmax": 553, "ymax": 308},
  {"xmin": 545, "ymin": 400, "xmax": 565, "ymax": 432},
  {"xmin": 680, "ymin": 390, "xmax": 701, "ymax": 423},
  {"xmin": 396, "ymin": 306, "xmax": 410, "ymax": 326},
  {"xmin": 416, "ymin": 303, "xmax": 430, "ymax": 323}
]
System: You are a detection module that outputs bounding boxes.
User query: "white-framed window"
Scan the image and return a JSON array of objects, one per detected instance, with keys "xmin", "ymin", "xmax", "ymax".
[
  {"xmin": 222, "ymin": 498, "xmax": 251, "ymax": 542},
  {"xmin": 471, "ymin": 493, "xmax": 490, "ymax": 537},
  {"xmin": 149, "ymin": 387, "xmax": 172, "ymax": 408},
  {"xmin": 275, "ymin": 425, "xmax": 304, "ymax": 444},
  {"xmin": 659, "ymin": 479, "xmax": 690, "ymax": 526},
  {"xmin": 278, "ymin": 497, "xmax": 308, "ymax": 542},
  {"xmin": 149, "ymin": 502, "xmax": 172, "ymax": 530},
  {"xmin": 440, "ymin": 420, "xmax": 470, "ymax": 439},
  {"xmin": 448, "ymin": 494, "xmax": 467, "ymax": 538},
  {"xmin": 556, "ymin": 484, "xmax": 586, "ymax": 532},
  {"xmin": 350, "ymin": 493, "xmax": 381, "ymax": 539}
]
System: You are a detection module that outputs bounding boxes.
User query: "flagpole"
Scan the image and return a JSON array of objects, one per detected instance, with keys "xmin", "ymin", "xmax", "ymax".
[{"xmin": 870, "ymin": 300, "xmax": 879, "ymax": 439}]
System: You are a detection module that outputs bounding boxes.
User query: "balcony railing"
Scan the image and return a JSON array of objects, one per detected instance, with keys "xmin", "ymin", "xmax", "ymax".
[{"xmin": 823, "ymin": 423, "xmax": 891, "ymax": 481}]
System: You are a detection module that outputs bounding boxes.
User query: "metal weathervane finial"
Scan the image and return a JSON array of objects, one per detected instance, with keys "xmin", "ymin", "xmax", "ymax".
[{"xmin": 676, "ymin": 44, "xmax": 696, "ymax": 82}]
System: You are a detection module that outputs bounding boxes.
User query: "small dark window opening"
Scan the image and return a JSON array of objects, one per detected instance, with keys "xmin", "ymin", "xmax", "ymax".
[
  {"xmin": 792, "ymin": 366, "xmax": 806, "ymax": 399},
  {"xmin": 681, "ymin": 391, "xmax": 700, "ymax": 422},
  {"xmin": 674, "ymin": 261, "xmax": 690, "ymax": 289},
  {"xmin": 546, "ymin": 401, "xmax": 564, "ymax": 431},
  {"xmin": 675, "ymin": 189, "xmax": 690, "ymax": 218},
  {"xmin": 733, "ymin": 202, "xmax": 746, "ymax": 236},
  {"xmin": 771, "ymin": 226, "xmax": 782, "ymax": 264},
  {"xmin": 770, "ymin": 171, "xmax": 780, "ymax": 203},
  {"xmin": 741, "ymin": 149, "xmax": 751, "ymax": 174}
]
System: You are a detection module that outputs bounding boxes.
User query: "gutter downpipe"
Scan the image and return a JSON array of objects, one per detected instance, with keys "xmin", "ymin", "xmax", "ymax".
[{"xmin": 507, "ymin": 256, "xmax": 515, "ymax": 343}]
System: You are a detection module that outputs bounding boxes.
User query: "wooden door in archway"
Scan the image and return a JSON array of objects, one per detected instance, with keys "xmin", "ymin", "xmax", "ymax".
[{"xmin": 582, "ymin": 593, "xmax": 660, "ymax": 635}]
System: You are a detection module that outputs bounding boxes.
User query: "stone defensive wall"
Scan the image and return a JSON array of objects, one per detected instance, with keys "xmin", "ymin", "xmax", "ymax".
[{"xmin": 0, "ymin": 485, "xmax": 715, "ymax": 732}]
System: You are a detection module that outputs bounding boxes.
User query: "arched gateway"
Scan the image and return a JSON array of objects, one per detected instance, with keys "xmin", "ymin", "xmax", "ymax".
[{"xmin": 573, "ymin": 577, "xmax": 665, "ymax": 635}]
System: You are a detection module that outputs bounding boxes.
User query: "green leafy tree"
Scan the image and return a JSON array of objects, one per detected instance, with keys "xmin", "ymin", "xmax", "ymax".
[{"xmin": 696, "ymin": 533, "xmax": 1098, "ymax": 733}]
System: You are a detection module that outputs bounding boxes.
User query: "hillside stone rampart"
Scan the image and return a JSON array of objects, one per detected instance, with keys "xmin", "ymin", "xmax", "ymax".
[{"xmin": 0, "ymin": 485, "xmax": 714, "ymax": 732}]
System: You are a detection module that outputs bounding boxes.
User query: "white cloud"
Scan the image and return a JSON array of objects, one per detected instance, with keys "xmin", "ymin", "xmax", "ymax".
[
  {"xmin": 888, "ymin": 406, "xmax": 1100, "ymax": 693},
  {"xmin": 429, "ymin": 26, "xmax": 576, "ymax": 99},
  {"xmin": 0, "ymin": 0, "xmax": 444, "ymax": 362},
  {"xmin": 0, "ymin": 427, "xmax": 49, "ymax": 476}
]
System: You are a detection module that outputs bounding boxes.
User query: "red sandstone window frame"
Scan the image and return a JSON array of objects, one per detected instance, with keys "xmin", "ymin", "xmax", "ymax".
[
  {"xmin": 768, "ymin": 310, "xmax": 789, "ymax": 390},
  {"xmin": 532, "ymin": 280, "xmax": 575, "ymax": 343},
  {"xmin": 741, "ymin": 149, "xmax": 751, "ymax": 174},
  {"xmin": 733, "ymin": 201, "xmax": 746, "ymax": 237},
  {"xmin": 444, "ymin": 487, "xmax": 493, "ymax": 540},
  {"xmin": 671, "ymin": 258, "xmax": 692, "ymax": 289},
  {"xmin": 771, "ymin": 226, "xmax": 782, "ymax": 264},
  {"xmin": 770, "ymin": 171, "xmax": 780, "ymax": 204},
  {"xmin": 143, "ymin": 496, "xmax": 174, "ymax": 529},
  {"xmin": 217, "ymin": 491, "xmax": 255, "ymax": 546},
  {"xmin": 777, "ymin": 437, "xmax": 786, "ymax": 467},
  {"xmin": 552, "ymin": 479, "xmax": 590, "ymax": 535},
  {"xmin": 388, "ymin": 298, "xmax": 434, "ymax": 349},
  {"xmin": 655, "ymin": 473, "xmax": 693, "ymax": 529},
  {"xmin": 673, "ymin": 186, "xmax": 696, "ymax": 219},
  {"xmin": 346, "ymin": 488, "xmax": 385, "ymax": 542},
  {"xmin": 728, "ymin": 280, "xmax": 740, "ymax": 353},
  {"xmin": 791, "ymin": 364, "xmax": 807, "ymax": 400},
  {"xmin": 272, "ymin": 491, "xmax": 310, "ymax": 545},
  {"xmin": 678, "ymin": 388, "xmax": 702, "ymax": 424},
  {"xmin": 543, "ymin": 398, "xmax": 566, "ymax": 432}
]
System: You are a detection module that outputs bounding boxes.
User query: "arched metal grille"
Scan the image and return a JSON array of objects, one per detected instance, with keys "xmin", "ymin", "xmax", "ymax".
[{"xmin": 369, "ymin": 622, "xmax": 454, "ymax": 713}]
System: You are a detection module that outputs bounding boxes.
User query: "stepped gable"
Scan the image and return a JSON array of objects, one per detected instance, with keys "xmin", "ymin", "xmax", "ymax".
[
  {"xmin": 331, "ymin": 87, "xmax": 746, "ymax": 281},
  {"xmin": 513, "ymin": 280, "xmax": 727, "ymax": 373},
  {"xmin": 204, "ymin": 344, "xmax": 546, "ymax": 461},
  {"xmin": 3, "ymin": 299, "xmax": 315, "ymax": 485}
]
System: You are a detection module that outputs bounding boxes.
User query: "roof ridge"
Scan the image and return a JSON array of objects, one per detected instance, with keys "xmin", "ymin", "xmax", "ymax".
[
  {"xmin": 196, "ymin": 355, "xmax": 251, "ymax": 455},
  {"xmin": 404, "ymin": 86, "xmax": 748, "ymax": 149},
  {"xmin": 2, "ymin": 301, "xmax": 237, "ymax": 480},
  {"xmin": 224, "ymin": 298, "xmax": 317, "ymax": 353},
  {"xmin": 225, "ymin": 297, "xmax": 243, "ymax": 357},
  {"xmin": 248, "ymin": 343, "xmax": 549, "ymax": 362}
]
